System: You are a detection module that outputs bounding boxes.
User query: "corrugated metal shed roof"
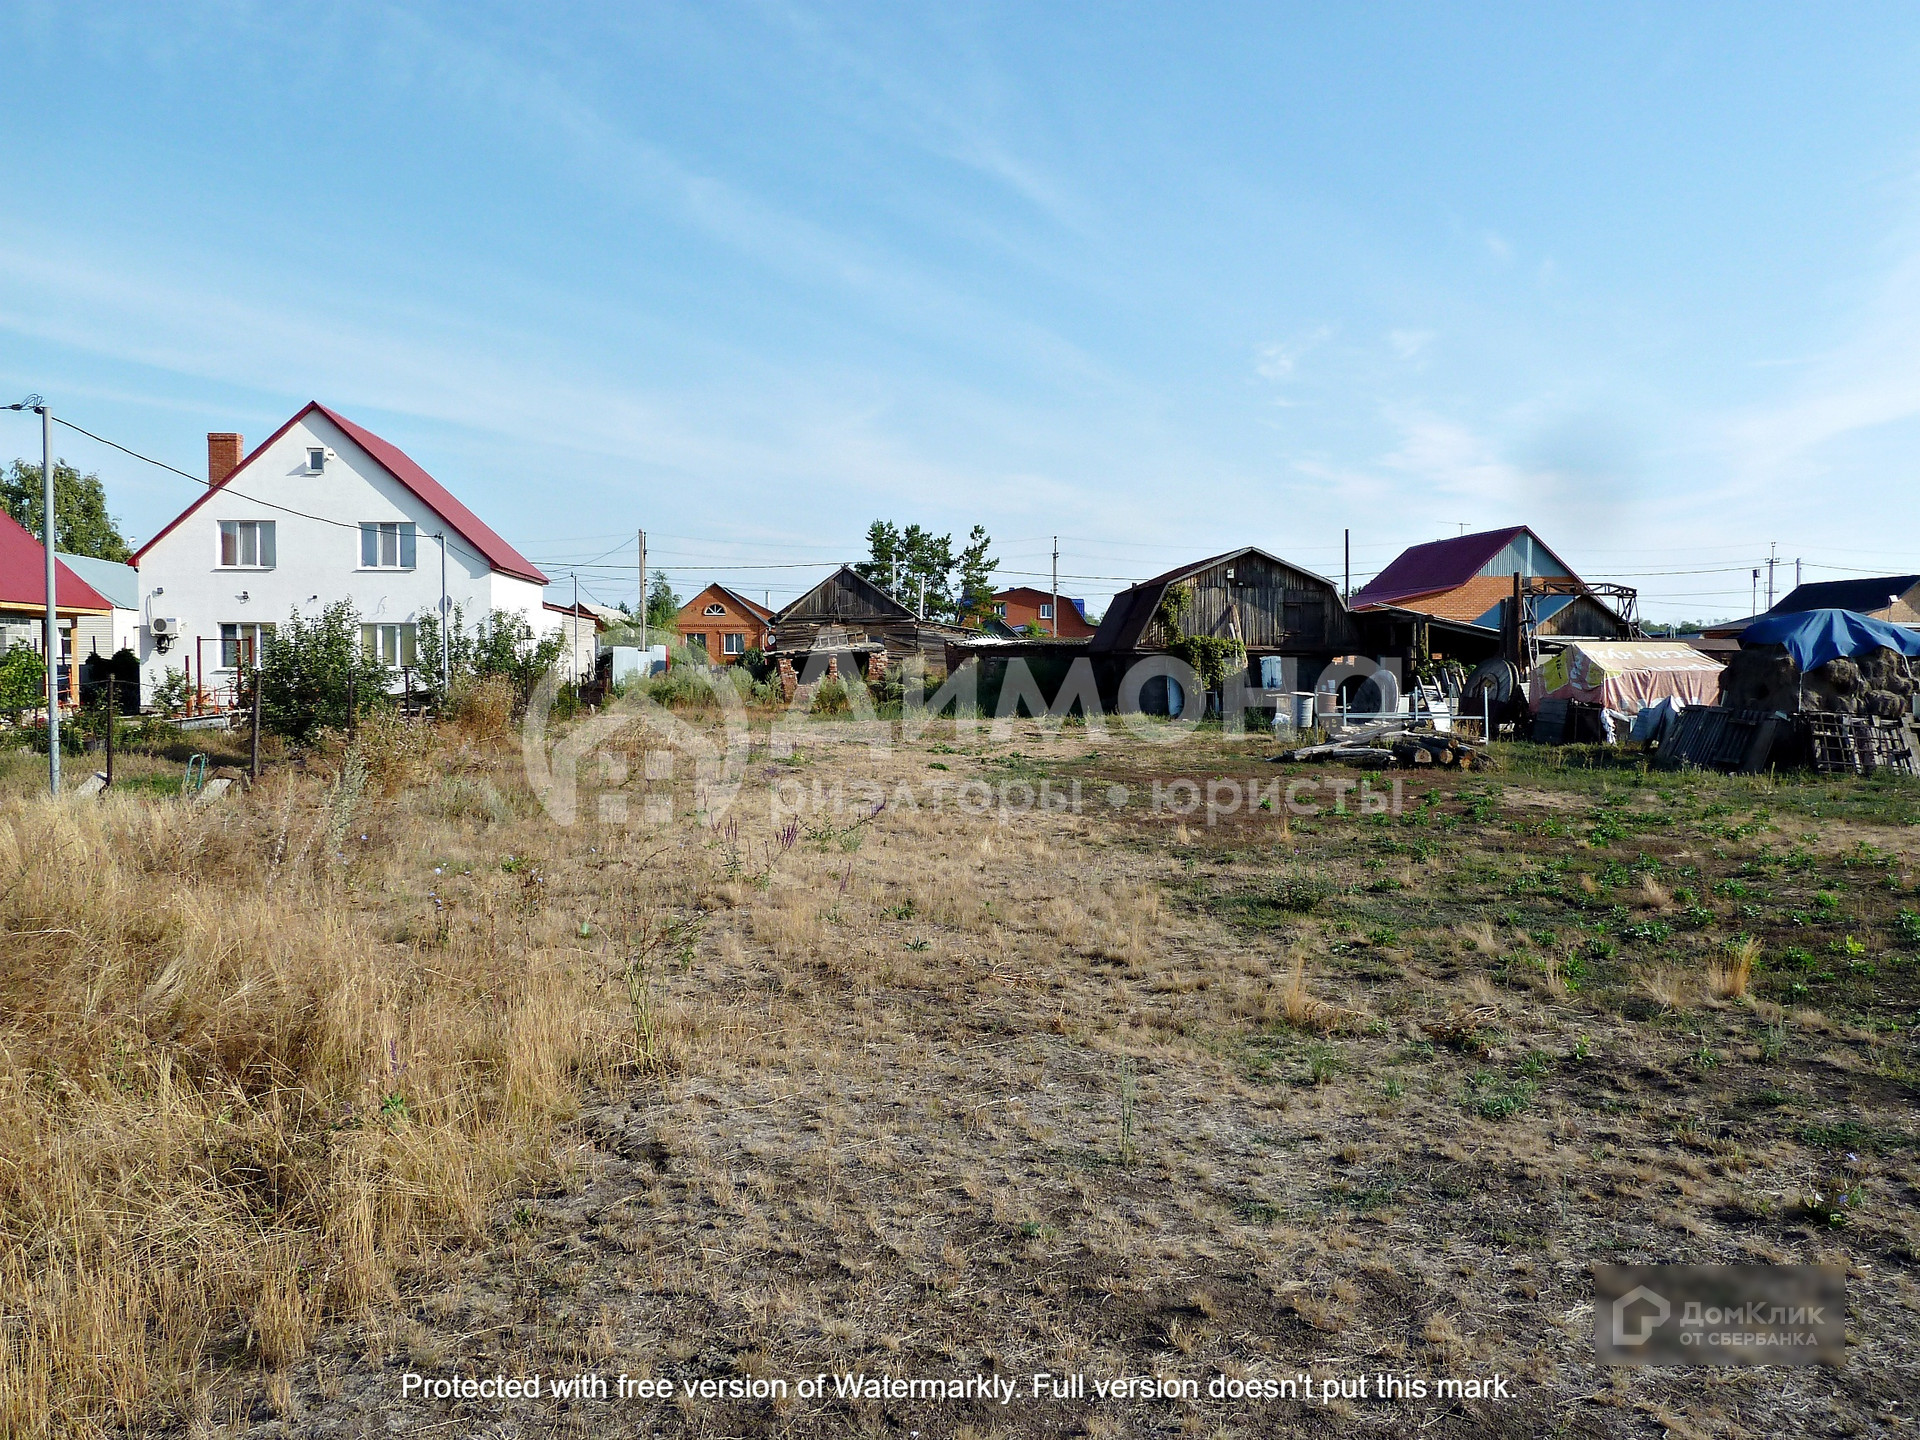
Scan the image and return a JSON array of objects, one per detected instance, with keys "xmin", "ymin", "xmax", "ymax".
[
  {"xmin": 56, "ymin": 552, "xmax": 139, "ymax": 610},
  {"xmin": 0, "ymin": 510, "xmax": 112, "ymax": 612}
]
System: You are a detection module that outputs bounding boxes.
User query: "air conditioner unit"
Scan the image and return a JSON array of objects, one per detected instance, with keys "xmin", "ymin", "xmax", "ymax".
[{"xmin": 150, "ymin": 616, "xmax": 179, "ymax": 637}]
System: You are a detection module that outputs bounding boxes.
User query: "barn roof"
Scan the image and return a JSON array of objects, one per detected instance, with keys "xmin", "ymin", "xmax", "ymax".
[
  {"xmin": 1089, "ymin": 546, "xmax": 1342, "ymax": 653},
  {"xmin": 1349, "ymin": 526, "xmax": 1577, "ymax": 610},
  {"xmin": 772, "ymin": 566, "xmax": 918, "ymax": 623}
]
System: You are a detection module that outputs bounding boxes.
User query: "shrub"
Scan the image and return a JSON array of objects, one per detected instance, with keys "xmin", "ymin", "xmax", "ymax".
[
  {"xmin": 0, "ymin": 646, "xmax": 47, "ymax": 720},
  {"xmin": 415, "ymin": 605, "xmax": 566, "ymax": 717},
  {"xmin": 448, "ymin": 675, "xmax": 516, "ymax": 741},
  {"xmin": 147, "ymin": 665, "xmax": 192, "ymax": 718},
  {"xmin": 257, "ymin": 602, "xmax": 391, "ymax": 744}
]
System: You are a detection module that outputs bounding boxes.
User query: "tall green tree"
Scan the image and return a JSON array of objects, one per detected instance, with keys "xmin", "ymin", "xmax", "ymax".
[
  {"xmin": 954, "ymin": 524, "xmax": 999, "ymax": 624},
  {"xmin": 646, "ymin": 570, "xmax": 681, "ymax": 632},
  {"xmin": 1, "ymin": 460, "xmax": 132, "ymax": 560},
  {"xmin": 856, "ymin": 520, "xmax": 995, "ymax": 623}
]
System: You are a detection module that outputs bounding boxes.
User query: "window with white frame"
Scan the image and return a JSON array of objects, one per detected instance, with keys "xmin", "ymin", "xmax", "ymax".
[
  {"xmin": 723, "ymin": 632, "xmax": 744, "ymax": 655},
  {"xmin": 219, "ymin": 621, "xmax": 274, "ymax": 669},
  {"xmin": 994, "ymin": 603, "xmax": 1007, "ymax": 617},
  {"xmin": 307, "ymin": 446, "xmax": 326, "ymax": 472},
  {"xmin": 218, "ymin": 519, "xmax": 276, "ymax": 569},
  {"xmin": 359, "ymin": 623, "xmax": 418, "ymax": 668},
  {"xmin": 1039, "ymin": 602, "xmax": 1054, "ymax": 620},
  {"xmin": 703, "ymin": 602, "xmax": 727, "ymax": 616},
  {"xmin": 359, "ymin": 521, "xmax": 417, "ymax": 569}
]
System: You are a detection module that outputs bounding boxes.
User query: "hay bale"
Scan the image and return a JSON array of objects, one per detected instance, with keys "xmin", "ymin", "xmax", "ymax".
[
  {"xmin": 1719, "ymin": 645, "xmax": 1800, "ymax": 711},
  {"xmin": 1721, "ymin": 643, "xmax": 1915, "ymax": 717}
]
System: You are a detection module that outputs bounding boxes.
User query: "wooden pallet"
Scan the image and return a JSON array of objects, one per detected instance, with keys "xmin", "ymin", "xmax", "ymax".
[{"xmin": 1806, "ymin": 713, "xmax": 1920, "ymax": 776}]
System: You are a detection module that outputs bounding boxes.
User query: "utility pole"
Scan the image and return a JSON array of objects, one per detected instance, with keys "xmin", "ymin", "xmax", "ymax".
[
  {"xmin": 572, "ymin": 571, "xmax": 580, "ymax": 685},
  {"xmin": 918, "ymin": 574, "xmax": 926, "ymax": 619},
  {"xmin": 1795, "ymin": 557, "xmax": 1802, "ymax": 591},
  {"xmin": 1751, "ymin": 568, "xmax": 1759, "ymax": 618},
  {"xmin": 1343, "ymin": 528, "xmax": 1351, "ymax": 601},
  {"xmin": 1051, "ymin": 536, "xmax": 1059, "ymax": 638},
  {"xmin": 637, "ymin": 530, "xmax": 647, "ymax": 657},
  {"xmin": 437, "ymin": 533, "xmax": 450, "ymax": 693},
  {"xmin": 1766, "ymin": 542, "xmax": 1778, "ymax": 611}
]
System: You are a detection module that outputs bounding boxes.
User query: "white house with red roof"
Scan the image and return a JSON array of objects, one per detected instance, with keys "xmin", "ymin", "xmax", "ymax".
[{"xmin": 131, "ymin": 402, "xmax": 548, "ymax": 705}]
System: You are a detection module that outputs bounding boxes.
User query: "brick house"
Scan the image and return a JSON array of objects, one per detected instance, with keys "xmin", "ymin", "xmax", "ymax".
[
  {"xmin": 674, "ymin": 583, "xmax": 773, "ymax": 663},
  {"xmin": 989, "ymin": 585, "xmax": 1096, "ymax": 638}
]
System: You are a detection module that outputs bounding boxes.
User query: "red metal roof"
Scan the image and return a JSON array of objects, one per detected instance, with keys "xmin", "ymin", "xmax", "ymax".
[
  {"xmin": 1349, "ymin": 526, "xmax": 1570, "ymax": 609},
  {"xmin": 131, "ymin": 403, "xmax": 547, "ymax": 585},
  {"xmin": 0, "ymin": 508, "xmax": 113, "ymax": 613}
]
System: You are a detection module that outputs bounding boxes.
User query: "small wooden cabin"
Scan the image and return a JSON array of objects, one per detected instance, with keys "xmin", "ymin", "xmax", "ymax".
[{"xmin": 769, "ymin": 566, "xmax": 968, "ymax": 673}]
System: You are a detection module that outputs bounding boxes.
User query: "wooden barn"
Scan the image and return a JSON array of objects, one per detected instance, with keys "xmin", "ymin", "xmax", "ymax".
[
  {"xmin": 769, "ymin": 566, "xmax": 968, "ymax": 675},
  {"xmin": 1090, "ymin": 547, "xmax": 1363, "ymax": 702}
]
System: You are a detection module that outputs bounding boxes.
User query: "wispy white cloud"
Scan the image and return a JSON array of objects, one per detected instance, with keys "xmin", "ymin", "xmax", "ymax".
[
  {"xmin": 1388, "ymin": 329, "xmax": 1435, "ymax": 362},
  {"xmin": 1483, "ymin": 230, "xmax": 1513, "ymax": 263},
  {"xmin": 1722, "ymin": 241, "xmax": 1920, "ymax": 483},
  {"xmin": 1254, "ymin": 325, "xmax": 1335, "ymax": 384},
  {"xmin": 1378, "ymin": 410, "xmax": 1521, "ymax": 505}
]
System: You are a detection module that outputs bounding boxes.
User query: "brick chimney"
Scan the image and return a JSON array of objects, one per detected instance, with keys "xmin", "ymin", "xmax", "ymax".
[{"xmin": 207, "ymin": 432, "xmax": 244, "ymax": 486}]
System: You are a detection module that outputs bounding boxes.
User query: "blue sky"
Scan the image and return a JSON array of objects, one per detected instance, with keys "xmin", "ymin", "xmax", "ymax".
[{"xmin": 5, "ymin": 3, "xmax": 1920, "ymax": 620}]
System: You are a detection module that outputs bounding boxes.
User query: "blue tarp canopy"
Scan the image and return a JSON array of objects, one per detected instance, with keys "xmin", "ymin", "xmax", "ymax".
[{"xmin": 1740, "ymin": 608, "xmax": 1920, "ymax": 672}]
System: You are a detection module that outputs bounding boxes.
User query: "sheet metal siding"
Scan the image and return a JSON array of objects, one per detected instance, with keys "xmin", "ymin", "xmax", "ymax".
[{"xmin": 1478, "ymin": 536, "xmax": 1570, "ymax": 581}]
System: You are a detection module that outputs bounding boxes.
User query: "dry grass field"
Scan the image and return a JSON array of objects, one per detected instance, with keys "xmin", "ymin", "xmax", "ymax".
[{"xmin": 2, "ymin": 704, "xmax": 1917, "ymax": 1439}]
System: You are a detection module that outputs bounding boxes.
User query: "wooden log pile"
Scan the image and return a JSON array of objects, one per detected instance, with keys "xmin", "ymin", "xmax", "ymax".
[{"xmin": 1275, "ymin": 723, "xmax": 1489, "ymax": 771}]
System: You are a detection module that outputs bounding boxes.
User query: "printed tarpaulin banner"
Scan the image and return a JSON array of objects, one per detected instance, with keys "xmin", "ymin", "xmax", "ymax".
[{"xmin": 1532, "ymin": 641, "xmax": 1723, "ymax": 715}]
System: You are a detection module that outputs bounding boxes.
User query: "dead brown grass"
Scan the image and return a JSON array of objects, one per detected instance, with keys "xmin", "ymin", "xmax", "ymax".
[
  {"xmin": 0, "ymin": 731, "xmax": 646, "ymax": 1437},
  {"xmin": 5, "ymin": 715, "xmax": 1913, "ymax": 1438},
  {"xmin": 1707, "ymin": 936, "xmax": 1760, "ymax": 1001}
]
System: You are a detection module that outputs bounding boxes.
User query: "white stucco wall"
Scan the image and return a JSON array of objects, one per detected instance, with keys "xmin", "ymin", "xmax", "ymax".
[{"xmin": 135, "ymin": 411, "xmax": 540, "ymax": 706}]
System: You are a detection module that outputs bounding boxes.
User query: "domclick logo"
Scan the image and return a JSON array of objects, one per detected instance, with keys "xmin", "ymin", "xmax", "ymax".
[
  {"xmin": 1610, "ymin": 1285, "xmax": 1670, "ymax": 1347},
  {"xmin": 1592, "ymin": 1265, "xmax": 1845, "ymax": 1367}
]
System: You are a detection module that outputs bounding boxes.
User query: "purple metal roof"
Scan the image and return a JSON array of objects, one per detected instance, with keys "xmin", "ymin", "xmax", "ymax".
[{"xmin": 1350, "ymin": 526, "xmax": 1540, "ymax": 609}]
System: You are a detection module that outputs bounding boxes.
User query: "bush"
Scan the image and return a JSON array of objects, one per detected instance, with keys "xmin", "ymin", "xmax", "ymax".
[
  {"xmin": 448, "ymin": 675, "xmax": 516, "ymax": 741},
  {"xmin": 257, "ymin": 602, "xmax": 391, "ymax": 744},
  {"xmin": 147, "ymin": 666, "xmax": 192, "ymax": 719},
  {"xmin": 0, "ymin": 647, "xmax": 46, "ymax": 720},
  {"xmin": 415, "ymin": 606, "xmax": 565, "ymax": 717}
]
